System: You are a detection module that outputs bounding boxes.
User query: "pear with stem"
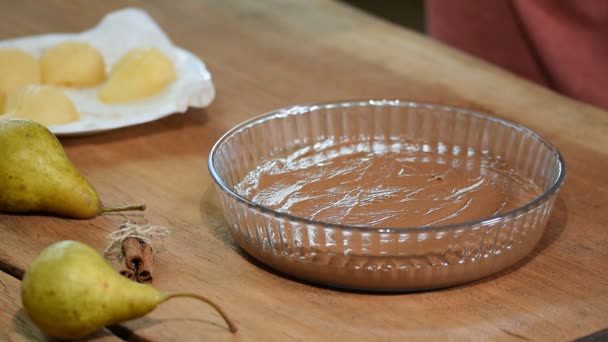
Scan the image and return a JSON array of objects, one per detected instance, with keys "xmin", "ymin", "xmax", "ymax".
[
  {"xmin": 21, "ymin": 240, "xmax": 237, "ymax": 340},
  {"xmin": 0, "ymin": 119, "xmax": 145, "ymax": 218}
]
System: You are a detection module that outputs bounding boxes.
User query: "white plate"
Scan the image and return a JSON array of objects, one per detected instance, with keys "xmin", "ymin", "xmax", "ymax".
[{"xmin": 0, "ymin": 8, "xmax": 215, "ymax": 136}]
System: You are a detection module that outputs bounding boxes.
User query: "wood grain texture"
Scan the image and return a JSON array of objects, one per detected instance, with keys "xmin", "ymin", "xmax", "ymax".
[{"xmin": 0, "ymin": 0, "xmax": 607, "ymax": 341}]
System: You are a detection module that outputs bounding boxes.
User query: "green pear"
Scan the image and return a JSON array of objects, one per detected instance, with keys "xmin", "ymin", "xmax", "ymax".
[
  {"xmin": 21, "ymin": 240, "xmax": 237, "ymax": 340},
  {"xmin": 0, "ymin": 119, "xmax": 144, "ymax": 219}
]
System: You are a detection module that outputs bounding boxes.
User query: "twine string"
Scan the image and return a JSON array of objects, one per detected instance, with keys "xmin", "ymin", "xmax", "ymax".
[{"xmin": 104, "ymin": 220, "xmax": 170, "ymax": 260}]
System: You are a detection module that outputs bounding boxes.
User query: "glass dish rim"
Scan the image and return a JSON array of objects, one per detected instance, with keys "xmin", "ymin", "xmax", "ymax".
[{"xmin": 208, "ymin": 99, "xmax": 566, "ymax": 233}]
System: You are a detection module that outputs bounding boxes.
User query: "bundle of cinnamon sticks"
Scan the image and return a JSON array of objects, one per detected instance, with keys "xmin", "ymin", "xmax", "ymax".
[{"xmin": 119, "ymin": 237, "xmax": 154, "ymax": 283}]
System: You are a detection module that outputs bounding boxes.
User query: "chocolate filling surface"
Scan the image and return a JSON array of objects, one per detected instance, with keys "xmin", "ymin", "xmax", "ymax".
[{"xmin": 236, "ymin": 140, "xmax": 541, "ymax": 228}]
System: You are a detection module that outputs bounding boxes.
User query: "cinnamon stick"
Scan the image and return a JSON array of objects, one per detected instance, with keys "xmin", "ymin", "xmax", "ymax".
[
  {"xmin": 136, "ymin": 242, "xmax": 154, "ymax": 283},
  {"xmin": 122, "ymin": 237, "xmax": 143, "ymax": 271},
  {"xmin": 118, "ymin": 257, "xmax": 135, "ymax": 280}
]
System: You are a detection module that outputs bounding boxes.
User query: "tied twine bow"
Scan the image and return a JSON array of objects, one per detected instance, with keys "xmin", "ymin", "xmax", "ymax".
[{"xmin": 104, "ymin": 220, "xmax": 170, "ymax": 261}]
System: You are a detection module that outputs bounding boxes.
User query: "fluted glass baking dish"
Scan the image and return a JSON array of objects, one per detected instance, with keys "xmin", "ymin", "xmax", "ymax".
[{"xmin": 208, "ymin": 100, "xmax": 565, "ymax": 291}]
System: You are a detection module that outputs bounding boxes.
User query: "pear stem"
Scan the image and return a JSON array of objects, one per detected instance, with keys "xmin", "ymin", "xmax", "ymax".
[
  {"xmin": 99, "ymin": 204, "xmax": 147, "ymax": 214},
  {"xmin": 163, "ymin": 292, "xmax": 238, "ymax": 333}
]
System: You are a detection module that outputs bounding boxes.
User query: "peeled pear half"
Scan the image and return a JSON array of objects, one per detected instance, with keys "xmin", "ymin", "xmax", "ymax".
[
  {"xmin": 99, "ymin": 47, "xmax": 176, "ymax": 103},
  {"xmin": 0, "ymin": 48, "xmax": 41, "ymax": 102},
  {"xmin": 1, "ymin": 85, "xmax": 79, "ymax": 126},
  {"xmin": 41, "ymin": 41, "xmax": 106, "ymax": 87}
]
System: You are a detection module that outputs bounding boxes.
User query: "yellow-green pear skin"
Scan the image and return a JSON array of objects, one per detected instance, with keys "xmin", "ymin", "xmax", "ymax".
[
  {"xmin": 0, "ymin": 119, "xmax": 100, "ymax": 218},
  {"xmin": 21, "ymin": 240, "xmax": 168, "ymax": 340}
]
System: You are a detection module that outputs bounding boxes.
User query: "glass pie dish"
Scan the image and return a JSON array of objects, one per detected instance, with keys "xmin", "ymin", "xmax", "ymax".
[{"xmin": 208, "ymin": 100, "xmax": 565, "ymax": 291}]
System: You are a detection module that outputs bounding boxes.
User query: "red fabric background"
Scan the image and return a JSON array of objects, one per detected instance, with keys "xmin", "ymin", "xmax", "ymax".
[{"xmin": 426, "ymin": 0, "xmax": 608, "ymax": 109}]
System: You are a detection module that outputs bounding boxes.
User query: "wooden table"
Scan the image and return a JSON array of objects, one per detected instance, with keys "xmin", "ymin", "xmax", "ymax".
[{"xmin": 1, "ymin": 1, "xmax": 607, "ymax": 341}]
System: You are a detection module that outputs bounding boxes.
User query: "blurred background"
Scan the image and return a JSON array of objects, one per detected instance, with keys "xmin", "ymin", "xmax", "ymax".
[
  {"xmin": 340, "ymin": 0, "xmax": 608, "ymax": 110},
  {"xmin": 342, "ymin": 0, "xmax": 426, "ymax": 33}
]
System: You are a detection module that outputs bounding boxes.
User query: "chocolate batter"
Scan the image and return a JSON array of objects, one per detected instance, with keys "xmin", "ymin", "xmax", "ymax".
[{"xmin": 236, "ymin": 140, "xmax": 541, "ymax": 228}]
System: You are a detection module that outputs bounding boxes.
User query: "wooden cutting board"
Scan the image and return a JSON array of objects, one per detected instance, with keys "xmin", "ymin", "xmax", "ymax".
[{"xmin": 0, "ymin": 0, "xmax": 606, "ymax": 340}]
